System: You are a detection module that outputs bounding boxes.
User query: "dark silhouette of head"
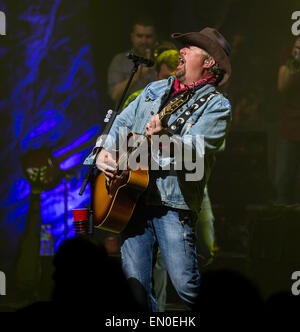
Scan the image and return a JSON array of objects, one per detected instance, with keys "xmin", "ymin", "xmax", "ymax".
[
  {"xmin": 52, "ymin": 236, "xmax": 138, "ymax": 313},
  {"xmin": 192, "ymin": 269, "xmax": 263, "ymax": 327}
]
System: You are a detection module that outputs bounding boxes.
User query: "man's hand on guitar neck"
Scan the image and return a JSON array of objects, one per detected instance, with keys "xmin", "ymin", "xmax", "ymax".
[
  {"xmin": 145, "ymin": 114, "xmax": 169, "ymax": 136},
  {"xmin": 96, "ymin": 149, "xmax": 117, "ymax": 181}
]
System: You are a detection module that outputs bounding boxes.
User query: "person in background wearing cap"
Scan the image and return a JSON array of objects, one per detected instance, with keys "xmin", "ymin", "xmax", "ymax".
[{"xmin": 86, "ymin": 27, "xmax": 232, "ymax": 311}]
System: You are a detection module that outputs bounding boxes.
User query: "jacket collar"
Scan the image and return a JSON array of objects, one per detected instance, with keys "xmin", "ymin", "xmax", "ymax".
[{"xmin": 146, "ymin": 76, "xmax": 216, "ymax": 102}]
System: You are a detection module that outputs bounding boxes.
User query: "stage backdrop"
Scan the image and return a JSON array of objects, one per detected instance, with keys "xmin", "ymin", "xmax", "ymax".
[{"xmin": 0, "ymin": 0, "xmax": 104, "ymax": 271}]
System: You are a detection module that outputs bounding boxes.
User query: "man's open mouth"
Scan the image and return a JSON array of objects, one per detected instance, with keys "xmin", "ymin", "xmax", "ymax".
[{"xmin": 178, "ymin": 56, "xmax": 185, "ymax": 68}]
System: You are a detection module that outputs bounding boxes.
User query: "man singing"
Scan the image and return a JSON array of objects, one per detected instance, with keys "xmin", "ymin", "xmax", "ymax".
[{"xmin": 86, "ymin": 27, "xmax": 232, "ymax": 311}]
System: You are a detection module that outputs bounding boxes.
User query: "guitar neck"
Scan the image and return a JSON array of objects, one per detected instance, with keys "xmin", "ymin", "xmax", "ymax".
[{"xmin": 116, "ymin": 90, "xmax": 191, "ymax": 171}]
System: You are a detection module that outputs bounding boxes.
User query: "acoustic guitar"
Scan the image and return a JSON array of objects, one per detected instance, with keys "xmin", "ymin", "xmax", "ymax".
[{"xmin": 93, "ymin": 90, "xmax": 191, "ymax": 233}]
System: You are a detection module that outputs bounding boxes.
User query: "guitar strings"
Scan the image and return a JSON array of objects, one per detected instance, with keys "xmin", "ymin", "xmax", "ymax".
[{"xmin": 114, "ymin": 90, "xmax": 191, "ymax": 174}]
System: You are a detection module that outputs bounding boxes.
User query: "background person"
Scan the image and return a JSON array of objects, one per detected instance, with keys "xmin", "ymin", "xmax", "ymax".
[
  {"xmin": 107, "ymin": 18, "xmax": 158, "ymax": 104},
  {"xmin": 275, "ymin": 36, "xmax": 300, "ymax": 204}
]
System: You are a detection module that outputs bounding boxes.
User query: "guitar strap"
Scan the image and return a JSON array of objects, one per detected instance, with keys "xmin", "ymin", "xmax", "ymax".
[
  {"xmin": 167, "ymin": 91, "xmax": 219, "ymax": 135},
  {"xmin": 158, "ymin": 86, "xmax": 173, "ymax": 112}
]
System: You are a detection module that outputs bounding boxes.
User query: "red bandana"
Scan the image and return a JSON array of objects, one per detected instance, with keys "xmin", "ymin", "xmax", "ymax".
[{"xmin": 171, "ymin": 75, "xmax": 217, "ymax": 97}]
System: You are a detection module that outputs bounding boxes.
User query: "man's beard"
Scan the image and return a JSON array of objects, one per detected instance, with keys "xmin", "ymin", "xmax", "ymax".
[{"xmin": 175, "ymin": 66, "xmax": 185, "ymax": 81}]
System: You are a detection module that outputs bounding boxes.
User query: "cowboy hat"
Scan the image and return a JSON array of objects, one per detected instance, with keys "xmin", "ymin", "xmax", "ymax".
[{"xmin": 172, "ymin": 27, "xmax": 231, "ymax": 85}]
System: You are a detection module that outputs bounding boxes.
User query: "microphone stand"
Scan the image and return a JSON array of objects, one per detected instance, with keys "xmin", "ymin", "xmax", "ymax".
[{"xmin": 79, "ymin": 58, "xmax": 144, "ymax": 235}]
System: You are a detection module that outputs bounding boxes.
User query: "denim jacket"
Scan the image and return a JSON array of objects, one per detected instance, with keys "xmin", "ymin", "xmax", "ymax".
[{"xmin": 84, "ymin": 76, "xmax": 231, "ymax": 212}]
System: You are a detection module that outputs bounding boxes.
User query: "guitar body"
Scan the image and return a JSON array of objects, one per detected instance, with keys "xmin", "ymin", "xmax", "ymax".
[
  {"xmin": 93, "ymin": 91, "xmax": 191, "ymax": 233},
  {"xmin": 93, "ymin": 147, "xmax": 149, "ymax": 233}
]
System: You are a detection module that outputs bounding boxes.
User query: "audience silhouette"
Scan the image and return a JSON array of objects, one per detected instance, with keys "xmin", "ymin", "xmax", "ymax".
[
  {"xmin": 17, "ymin": 238, "xmax": 300, "ymax": 327},
  {"xmin": 18, "ymin": 236, "xmax": 140, "ymax": 314},
  {"xmin": 192, "ymin": 269, "xmax": 264, "ymax": 327},
  {"xmin": 265, "ymin": 290, "xmax": 300, "ymax": 328}
]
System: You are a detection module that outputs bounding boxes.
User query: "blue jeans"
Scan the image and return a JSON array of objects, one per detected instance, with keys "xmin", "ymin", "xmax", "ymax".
[
  {"xmin": 120, "ymin": 204, "xmax": 200, "ymax": 312},
  {"xmin": 195, "ymin": 186, "xmax": 215, "ymax": 266},
  {"xmin": 152, "ymin": 186, "xmax": 215, "ymax": 311},
  {"xmin": 275, "ymin": 138, "xmax": 300, "ymax": 204},
  {"xmin": 152, "ymin": 249, "xmax": 167, "ymax": 312}
]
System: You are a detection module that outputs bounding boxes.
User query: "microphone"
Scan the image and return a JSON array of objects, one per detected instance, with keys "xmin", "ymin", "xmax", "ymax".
[{"xmin": 126, "ymin": 53, "xmax": 154, "ymax": 67}]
